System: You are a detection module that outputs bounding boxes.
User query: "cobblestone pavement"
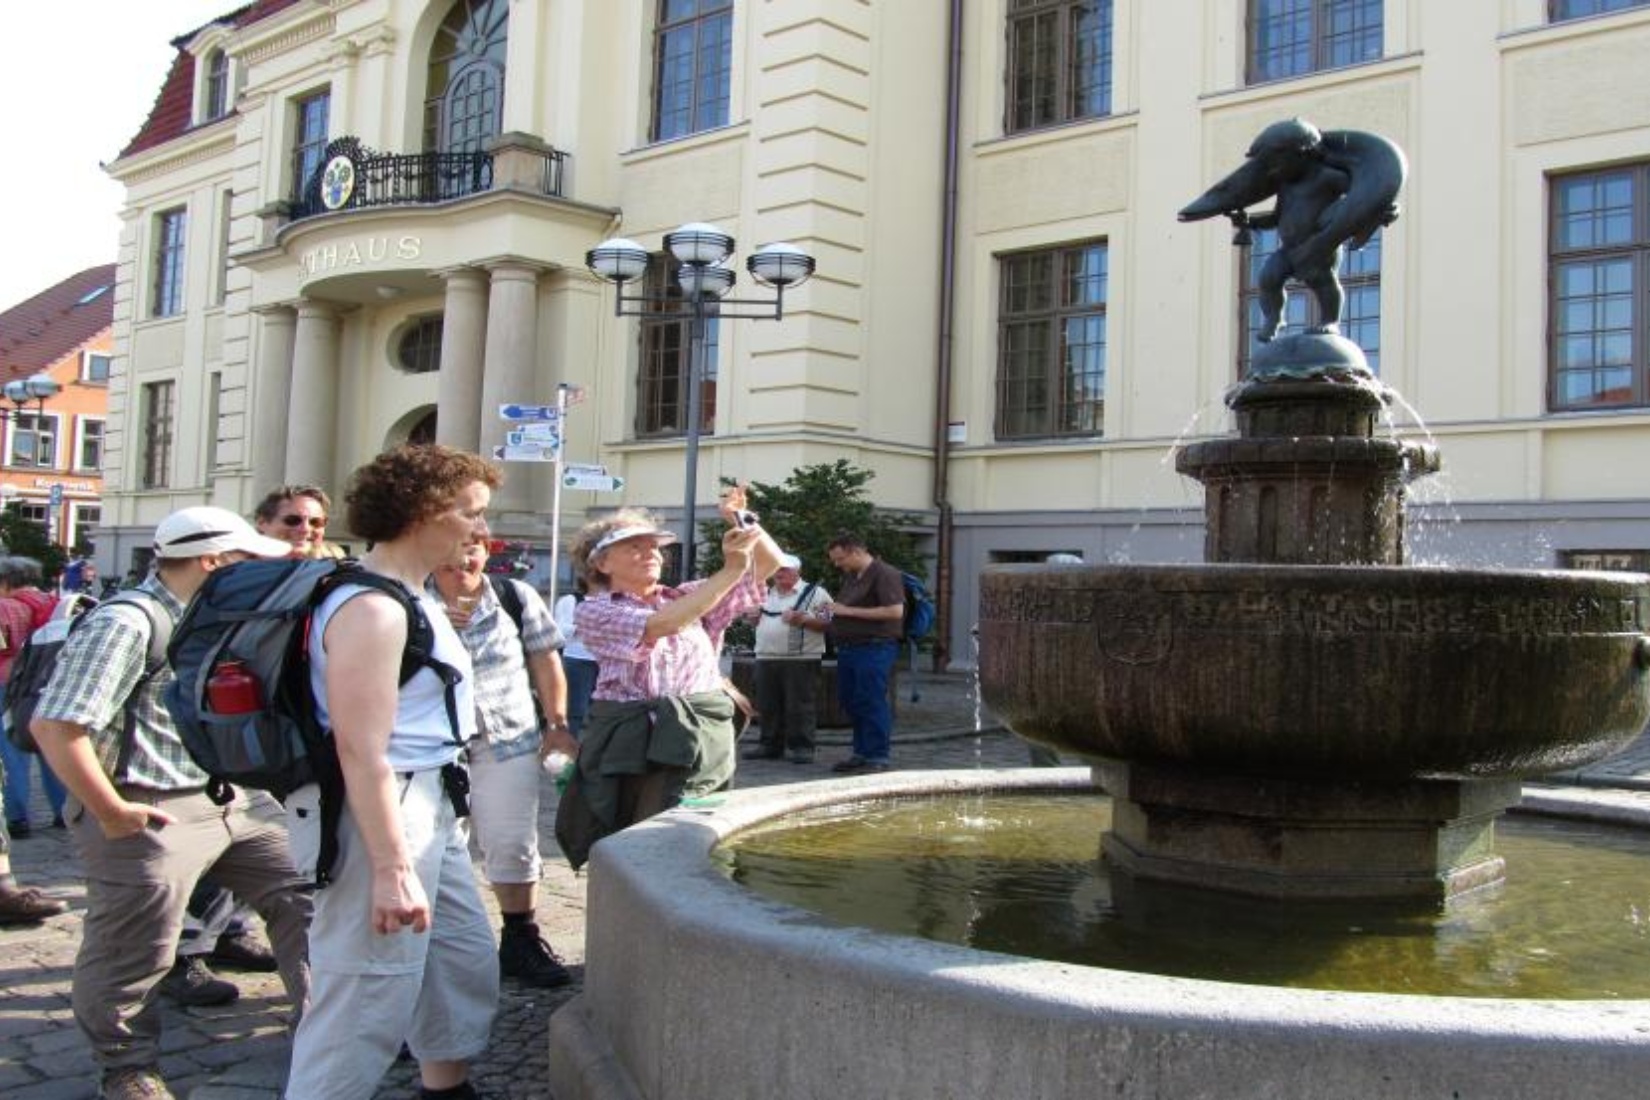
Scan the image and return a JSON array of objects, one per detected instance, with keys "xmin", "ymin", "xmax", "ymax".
[{"xmin": 2, "ymin": 669, "xmax": 1645, "ymax": 1099}]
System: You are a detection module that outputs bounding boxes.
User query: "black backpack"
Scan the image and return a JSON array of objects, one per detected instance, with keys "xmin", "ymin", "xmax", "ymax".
[
  {"xmin": 163, "ymin": 558, "xmax": 463, "ymax": 886},
  {"xmin": 5, "ymin": 592, "xmax": 168, "ymax": 757}
]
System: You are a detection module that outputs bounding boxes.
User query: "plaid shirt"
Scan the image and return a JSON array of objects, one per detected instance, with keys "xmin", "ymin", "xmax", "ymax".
[
  {"xmin": 577, "ymin": 573, "xmax": 763, "ymax": 703},
  {"xmin": 431, "ymin": 577, "xmax": 563, "ymax": 760},
  {"xmin": 34, "ymin": 576, "xmax": 208, "ymax": 791}
]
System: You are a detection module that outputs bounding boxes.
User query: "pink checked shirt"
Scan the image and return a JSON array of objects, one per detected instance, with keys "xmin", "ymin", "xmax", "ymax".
[{"xmin": 576, "ymin": 574, "xmax": 764, "ymax": 703}]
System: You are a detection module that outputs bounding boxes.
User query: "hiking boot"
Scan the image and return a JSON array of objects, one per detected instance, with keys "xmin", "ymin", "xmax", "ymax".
[
  {"xmin": 99, "ymin": 1065, "xmax": 177, "ymax": 1099},
  {"xmin": 209, "ymin": 930, "xmax": 278, "ymax": 972},
  {"xmin": 0, "ymin": 883, "xmax": 68, "ymax": 924},
  {"xmin": 498, "ymin": 922, "xmax": 572, "ymax": 988},
  {"xmin": 417, "ymin": 1081, "xmax": 485, "ymax": 1100},
  {"xmin": 157, "ymin": 956, "xmax": 240, "ymax": 1007},
  {"xmin": 7, "ymin": 818, "xmax": 30, "ymax": 838}
]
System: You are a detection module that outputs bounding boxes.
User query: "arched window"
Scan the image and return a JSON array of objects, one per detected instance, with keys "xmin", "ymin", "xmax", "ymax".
[
  {"xmin": 203, "ymin": 49, "xmax": 230, "ymax": 120},
  {"xmin": 408, "ymin": 410, "xmax": 438, "ymax": 446},
  {"xmin": 424, "ymin": 0, "xmax": 508, "ymax": 155},
  {"xmin": 396, "ymin": 315, "xmax": 445, "ymax": 374}
]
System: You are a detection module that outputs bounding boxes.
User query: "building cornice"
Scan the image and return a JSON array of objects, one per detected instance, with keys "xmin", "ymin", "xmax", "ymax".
[
  {"xmin": 105, "ymin": 121, "xmax": 238, "ymax": 185},
  {"xmin": 236, "ymin": 4, "xmax": 337, "ymax": 67}
]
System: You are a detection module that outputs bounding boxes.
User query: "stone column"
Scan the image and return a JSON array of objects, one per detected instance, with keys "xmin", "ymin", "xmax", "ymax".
[
  {"xmin": 286, "ymin": 300, "xmax": 340, "ymax": 489},
  {"xmin": 479, "ymin": 261, "xmax": 543, "ymax": 515},
  {"xmin": 436, "ymin": 268, "xmax": 488, "ymax": 450},
  {"xmin": 251, "ymin": 305, "xmax": 296, "ymax": 491}
]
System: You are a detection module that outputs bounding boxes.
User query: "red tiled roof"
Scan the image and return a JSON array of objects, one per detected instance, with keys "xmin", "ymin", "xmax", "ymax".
[
  {"xmin": 119, "ymin": 0, "xmax": 308, "ymax": 160},
  {"xmin": 0, "ymin": 264, "xmax": 117, "ymax": 381}
]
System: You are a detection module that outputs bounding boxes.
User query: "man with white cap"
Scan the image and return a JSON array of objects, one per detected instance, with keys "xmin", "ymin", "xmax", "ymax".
[
  {"xmin": 746, "ymin": 552, "xmax": 832, "ymax": 764},
  {"xmin": 32, "ymin": 506, "xmax": 312, "ymax": 1100}
]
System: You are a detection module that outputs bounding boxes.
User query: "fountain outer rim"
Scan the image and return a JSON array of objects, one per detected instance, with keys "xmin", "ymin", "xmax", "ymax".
[{"xmin": 602, "ymin": 768, "xmax": 1650, "ymax": 1017}]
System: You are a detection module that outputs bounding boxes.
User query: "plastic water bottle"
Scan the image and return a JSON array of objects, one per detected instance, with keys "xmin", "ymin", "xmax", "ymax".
[
  {"xmin": 543, "ymin": 750, "xmax": 573, "ymax": 793},
  {"xmin": 206, "ymin": 660, "xmax": 263, "ymax": 715}
]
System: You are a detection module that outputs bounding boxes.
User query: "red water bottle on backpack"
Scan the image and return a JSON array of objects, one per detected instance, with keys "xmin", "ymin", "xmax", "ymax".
[{"xmin": 206, "ymin": 660, "xmax": 263, "ymax": 715}]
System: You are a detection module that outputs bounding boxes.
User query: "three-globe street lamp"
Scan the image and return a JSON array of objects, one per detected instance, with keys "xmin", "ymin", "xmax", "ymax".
[
  {"xmin": 0, "ymin": 373, "xmax": 65, "ymax": 540},
  {"xmin": 586, "ymin": 223, "xmax": 815, "ymax": 577}
]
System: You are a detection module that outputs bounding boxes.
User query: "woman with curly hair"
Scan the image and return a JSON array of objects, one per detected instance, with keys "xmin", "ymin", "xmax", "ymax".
[
  {"xmin": 285, "ymin": 444, "xmax": 501, "ymax": 1100},
  {"xmin": 554, "ymin": 488, "xmax": 782, "ymax": 868}
]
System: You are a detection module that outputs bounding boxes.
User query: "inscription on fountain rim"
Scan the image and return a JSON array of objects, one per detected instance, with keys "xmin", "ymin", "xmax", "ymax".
[{"xmin": 981, "ymin": 585, "xmax": 1646, "ymax": 636}]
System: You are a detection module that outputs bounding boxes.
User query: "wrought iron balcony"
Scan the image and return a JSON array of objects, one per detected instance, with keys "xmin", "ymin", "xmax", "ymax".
[{"xmin": 288, "ymin": 136, "xmax": 568, "ymax": 222}]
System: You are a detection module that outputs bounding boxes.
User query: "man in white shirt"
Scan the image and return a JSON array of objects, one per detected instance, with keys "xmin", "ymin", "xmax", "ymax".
[{"xmin": 744, "ymin": 554, "xmax": 831, "ymax": 764}]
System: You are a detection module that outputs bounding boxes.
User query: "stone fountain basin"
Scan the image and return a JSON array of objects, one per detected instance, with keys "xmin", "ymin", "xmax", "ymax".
[
  {"xmin": 979, "ymin": 564, "xmax": 1650, "ymax": 779},
  {"xmin": 545, "ymin": 769, "xmax": 1650, "ymax": 1100}
]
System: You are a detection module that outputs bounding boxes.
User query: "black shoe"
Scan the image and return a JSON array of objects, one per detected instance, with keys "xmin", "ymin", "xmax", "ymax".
[
  {"xmin": 209, "ymin": 931, "xmax": 278, "ymax": 972},
  {"xmin": 788, "ymin": 751, "xmax": 815, "ymax": 764},
  {"xmin": 418, "ymin": 1082, "xmax": 484, "ymax": 1100},
  {"xmin": 157, "ymin": 956, "xmax": 239, "ymax": 1007},
  {"xmin": 7, "ymin": 819, "xmax": 29, "ymax": 838},
  {"xmin": 498, "ymin": 922, "xmax": 573, "ymax": 988},
  {"xmin": 741, "ymin": 746, "xmax": 783, "ymax": 761},
  {"xmin": 830, "ymin": 756, "xmax": 867, "ymax": 773}
]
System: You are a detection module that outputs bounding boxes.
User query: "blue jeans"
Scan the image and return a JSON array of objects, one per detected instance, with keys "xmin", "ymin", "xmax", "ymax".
[
  {"xmin": 0, "ymin": 685, "xmax": 67, "ymax": 826},
  {"xmin": 835, "ymin": 640, "xmax": 898, "ymax": 764},
  {"xmin": 563, "ymin": 656, "xmax": 600, "ymax": 738}
]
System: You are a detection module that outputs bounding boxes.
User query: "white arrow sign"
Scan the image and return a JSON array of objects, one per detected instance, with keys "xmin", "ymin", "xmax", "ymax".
[
  {"xmin": 512, "ymin": 422, "xmax": 562, "ymax": 442},
  {"xmin": 493, "ymin": 444, "xmax": 558, "ymax": 463},
  {"xmin": 562, "ymin": 472, "xmax": 625, "ymax": 492},
  {"xmin": 499, "ymin": 403, "xmax": 562, "ymax": 422},
  {"xmin": 563, "ymin": 462, "xmax": 607, "ymax": 476}
]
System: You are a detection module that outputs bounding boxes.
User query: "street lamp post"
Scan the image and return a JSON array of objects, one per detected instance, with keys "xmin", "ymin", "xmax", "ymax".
[
  {"xmin": 586, "ymin": 223, "xmax": 815, "ymax": 577},
  {"xmin": 0, "ymin": 374, "xmax": 64, "ymax": 538}
]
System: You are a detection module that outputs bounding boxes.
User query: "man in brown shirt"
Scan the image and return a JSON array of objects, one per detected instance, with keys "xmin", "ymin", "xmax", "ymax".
[{"xmin": 812, "ymin": 533, "xmax": 904, "ymax": 774}]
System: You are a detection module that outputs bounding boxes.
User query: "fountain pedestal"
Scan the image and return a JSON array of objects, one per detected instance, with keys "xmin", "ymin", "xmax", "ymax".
[{"xmin": 1096, "ymin": 761, "xmax": 1519, "ymax": 901}]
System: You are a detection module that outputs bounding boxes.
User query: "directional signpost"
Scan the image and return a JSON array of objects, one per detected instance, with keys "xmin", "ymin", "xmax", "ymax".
[
  {"xmin": 562, "ymin": 470, "xmax": 625, "ymax": 492},
  {"xmin": 494, "ymin": 383, "xmax": 605, "ymax": 607}
]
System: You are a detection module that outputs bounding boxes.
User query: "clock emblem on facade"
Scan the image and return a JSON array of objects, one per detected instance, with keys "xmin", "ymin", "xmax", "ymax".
[{"xmin": 319, "ymin": 155, "xmax": 356, "ymax": 211}]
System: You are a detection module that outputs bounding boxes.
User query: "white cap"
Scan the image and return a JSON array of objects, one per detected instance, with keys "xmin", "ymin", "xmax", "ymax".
[
  {"xmin": 777, "ymin": 553, "xmax": 802, "ymax": 570},
  {"xmin": 153, "ymin": 506, "xmax": 294, "ymax": 560},
  {"xmin": 592, "ymin": 524, "xmax": 678, "ymax": 556}
]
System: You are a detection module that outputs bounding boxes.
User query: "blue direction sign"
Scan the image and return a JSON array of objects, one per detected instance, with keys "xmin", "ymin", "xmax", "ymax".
[
  {"xmin": 48, "ymin": 484, "xmax": 63, "ymax": 506},
  {"xmin": 499, "ymin": 403, "xmax": 562, "ymax": 422}
]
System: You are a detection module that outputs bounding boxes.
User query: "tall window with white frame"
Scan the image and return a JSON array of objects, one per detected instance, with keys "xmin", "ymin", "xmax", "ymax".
[
  {"xmin": 77, "ymin": 417, "xmax": 105, "ymax": 472},
  {"xmin": 7, "ymin": 412, "xmax": 58, "ymax": 470},
  {"xmin": 1005, "ymin": 0, "xmax": 1114, "ymax": 134},
  {"xmin": 152, "ymin": 208, "xmax": 187, "ymax": 318},
  {"xmin": 203, "ymin": 48, "xmax": 230, "ymax": 120},
  {"xmin": 1239, "ymin": 227, "xmax": 1382, "ymax": 375},
  {"xmin": 291, "ymin": 89, "xmax": 330, "ymax": 195},
  {"xmin": 651, "ymin": 0, "xmax": 732, "ymax": 143},
  {"xmin": 995, "ymin": 241, "xmax": 1108, "ymax": 440},
  {"xmin": 1550, "ymin": 0, "xmax": 1650, "ymax": 21},
  {"xmin": 1550, "ymin": 164, "xmax": 1648, "ymax": 410},
  {"xmin": 140, "ymin": 380, "xmax": 175, "ymax": 490},
  {"xmin": 637, "ymin": 254, "xmax": 719, "ymax": 438},
  {"xmin": 1247, "ymin": 0, "xmax": 1382, "ymax": 85}
]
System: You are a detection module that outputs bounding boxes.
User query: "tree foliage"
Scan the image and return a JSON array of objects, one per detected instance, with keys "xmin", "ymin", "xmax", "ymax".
[
  {"xmin": 696, "ymin": 460, "xmax": 927, "ymax": 585},
  {"xmin": 0, "ymin": 504, "xmax": 67, "ymax": 581}
]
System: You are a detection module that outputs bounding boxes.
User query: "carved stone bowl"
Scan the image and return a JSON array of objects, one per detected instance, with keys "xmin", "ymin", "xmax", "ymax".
[{"xmin": 978, "ymin": 563, "xmax": 1650, "ymax": 780}]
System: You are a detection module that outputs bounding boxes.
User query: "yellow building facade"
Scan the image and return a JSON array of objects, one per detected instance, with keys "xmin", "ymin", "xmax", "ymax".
[{"xmin": 103, "ymin": 0, "xmax": 1650, "ymax": 666}]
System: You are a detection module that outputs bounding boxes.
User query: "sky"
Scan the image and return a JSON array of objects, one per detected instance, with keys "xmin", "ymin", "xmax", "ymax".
[{"xmin": 0, "ymin": 1, "xmax": 238, "ymax": 313}]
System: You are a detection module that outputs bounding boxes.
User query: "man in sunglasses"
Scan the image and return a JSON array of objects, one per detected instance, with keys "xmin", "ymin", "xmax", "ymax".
[{"xmin": 254, "ymin": 484, "xmax": 334, "ymax": 559}]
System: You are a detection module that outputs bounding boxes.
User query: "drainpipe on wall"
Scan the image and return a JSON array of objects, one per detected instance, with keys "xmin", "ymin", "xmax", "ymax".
[{"xmin": 930, "ymin": 0, "xmax": 964, "ymax": 673}]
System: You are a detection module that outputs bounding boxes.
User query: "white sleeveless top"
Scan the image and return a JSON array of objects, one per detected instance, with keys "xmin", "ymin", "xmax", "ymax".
[{"xmin": 308, "ymin": 581, "xmax": 477, "ymax": 772}]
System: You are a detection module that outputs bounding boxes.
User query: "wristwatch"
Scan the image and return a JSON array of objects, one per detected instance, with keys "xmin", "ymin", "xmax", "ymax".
[{"xmin": 546, "ymin": 721, "xmax": 570, "ymax": 732}]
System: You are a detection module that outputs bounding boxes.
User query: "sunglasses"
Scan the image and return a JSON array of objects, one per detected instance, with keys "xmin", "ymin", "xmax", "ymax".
[{"xmin": 280, "ymin": 515, "xmax": 327, "ymax": 529}]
